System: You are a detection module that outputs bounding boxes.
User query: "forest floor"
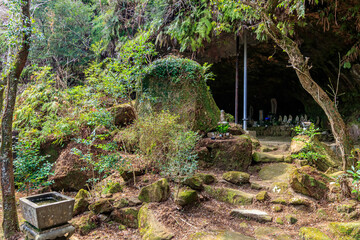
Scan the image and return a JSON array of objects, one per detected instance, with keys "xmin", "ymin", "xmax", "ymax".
[{"xmin": 0, "ymin": 136, "xmax": 356, "ymax": 240}]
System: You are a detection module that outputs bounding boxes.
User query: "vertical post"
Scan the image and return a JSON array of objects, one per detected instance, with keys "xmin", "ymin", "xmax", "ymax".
[
  {"xmin": 243, "ymin": 30, "xmax": 248, "ymax": 131},
  {"xmin": 235, "ymin": 34, "xmax": 239, "ymax": 124}
]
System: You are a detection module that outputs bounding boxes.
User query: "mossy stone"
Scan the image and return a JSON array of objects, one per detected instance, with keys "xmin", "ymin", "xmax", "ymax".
[
  {"xmin": 272, "ymin": 205, "xmax": 283, "ymax": 212},
  {"xmin": 195, "ymin": 173, "xmax": 216, "ymax": 184},
  {"xmin": 103, "ymin": 182, "xmax": 123, "ymax": 195},
  {"xmin": 183, "ymin": 176, "xmax": 203, "ymax": 190},
  {"xmin": 256, "ymin": 191, "xmax": 269, "ymax": 202},
  {"xmin": 110, "ymin": 207, "xmax": 139, "ymax": 228},
  {"xmin": 175, "ymin": 188, "xmax": 198, "ymax": 207},
  {"xmin": 250, "ymin": 182, "xmax": 263, "ymax": 190},
  {"xmin": 275, "ymin": 217, "xmax": 284, "ymax": 225},
  {"xmin": 72, "ymin": 213, "xmax": 98, "ymax": 236},
  {"xmin": 271, "ymin": 197, "xmax": 287, "ymax": 205},
  {"xmin": 140, "ymin": 56, "xmax": 220, "ymax": 132},
  {"xmin": 73, "ymin": 189, "xmax": 90, "ymax": 216},
  {"xmin": 289, "ymin": 166, "xmax": 331, "ymax": 200},
  {"xmin": 285, "ymin": 215, "xmax": 297, "ymax": 224},
  {"xmin": 114, "ymin": 198, "xmax": 129, "ymax": 209},
  {"xmin": 89, "ymin": 198, "xmax": 114, "ymax": 214},
  {"xmin": 328, "ymin": 222, "xmax": 360, "ymax": 239},
  {"xmin": 253, "ymin": 152, "xmax": 285, "ymax": 163},
  {"xmin": 299, "ymin": 227, "xmax": 331, "ymax": 240},
  {"xmin": 289, "ymin": 197, "xmax": 311, "ymax": 206},
  {"xmin": 258, "ymin": 163, "xmax": 294, "ymax": 181},
  {"xmin": 222, "ymin": 171, "xmax": 250, "ymax": 185},
  {"xmin": 138, "ymin": 204, "xmax": 174, "ymax": 240},
  {"xmin": 204, "ymin": 185, "xmax": 253, "ymax": 205},
  {"xmin": 138, "ymin": 178, "xmax": 170, "ymax": 203}
]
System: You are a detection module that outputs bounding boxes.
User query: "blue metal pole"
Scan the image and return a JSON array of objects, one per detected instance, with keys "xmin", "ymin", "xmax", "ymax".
[{"xmin": 243, "ymin": 30, "xmax": 248, "ymax": 131}]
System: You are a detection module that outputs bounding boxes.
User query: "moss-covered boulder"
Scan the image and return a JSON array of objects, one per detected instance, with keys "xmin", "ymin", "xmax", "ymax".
[
  {"xmin": 271, "ymin": 197, "xmax": 287, "ymax": 205},
  {"xmin": 195, "ymin": 173, "xmax": 216, "ymax": 184},
  {"xmin": 271, "ymin": 182, "xmax": 289, "ymax": 194},
  {"xmin": 196, "ymin": 135, "xmax": 252, "ymax": 171},
  {"xmin": 138, "ymin": 204, "xmax": 174, "ymax": 240},
  {"xmin": 289, "ymin": 166, "xmax": 332, "ymax": 200},
  {"xmin": 328, "ymin": 222, "xmax": 360, "ymax": 239},
  {"xmin": 110, "ymin": 103, "xmax": 136, "ymax": 127},
  {"xmin": 73, "ymin": 189, "xmax": 90, "ymax": 216},
  {"xmin": 183, "ymin": 176, "xmax": 203, "ymax": 190},
  {"xmin": 290, "ymin": 135, "xmax": 341, "ymax": 172},
  {"xmin": 272, "ymin": 205, "xmax": 283, "ymax": 212},
  {"xmin": 139, "ymin": 56, "xmax": 220, "ymax": 133},
  {"xmin": 190, "ymin": 230, "xmax": 255, "ymax": 240},
  {"xmin": 299, "ymin": 227, "xmax": 331, "ymax": 240},
  {"xmin": 102, "ymin": 181, "xmax": 123, "ymax": 195},
  {"xmin": 110, "ymin": 207, "xmax": 139, "ymax": 228},
  {"xmin": 222, "ymin": 171, "xmax": 250, "ymax": 185},
  {"xmin": 256, "ymin": 191, "xmax": 269, "ymax": 202},
  {"xmin": 89, "ymin": 198, "xmax": 114, "ymax": 214},
  {"xmin": 138, "ymin": 178, "xmax": 170, "ymax": 203},
  {"xmin": 71, "ymin": 212, "xmax": 98, "ymax": 236},
  {"xmin": 258, "ymin": 163, "xmax": 294, "ymax": 181},
  {"xmin": 175, "ymin": 188, "xmax": 198, "ymax": 207},
  {"xmin": 204, "ymin": 185, "xmax": 253, "ymax": 205},
  {"xmin": 253, "ymin": 152, "xmax": 285, "ymax": 163},
  {"xmin": 231, "ymin": 209, "xmax": 272, "ymax": 222}
]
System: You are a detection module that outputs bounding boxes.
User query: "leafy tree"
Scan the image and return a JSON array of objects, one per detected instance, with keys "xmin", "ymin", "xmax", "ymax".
[{"xmin": 0, "ymin": 0, "xmax": 31, "ymax": 237}]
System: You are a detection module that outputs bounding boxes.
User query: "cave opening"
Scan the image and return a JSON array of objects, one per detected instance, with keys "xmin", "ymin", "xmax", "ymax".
[{"xmin": 206, "ymin": 41, "xmax": 321, "ymax": 127}]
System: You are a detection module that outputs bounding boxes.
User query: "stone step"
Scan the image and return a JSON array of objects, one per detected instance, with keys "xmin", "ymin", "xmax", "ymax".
[
  {"xmin": 204, "ymin": 185, "xmax": 254, "ymax": 205},
  {"xmin": 253, "ymin": 151, "xmax": 289, "ymax": 163},
  {"xmin": 230, "ymin": 209, "xmax": 272, "ymax": 222}
]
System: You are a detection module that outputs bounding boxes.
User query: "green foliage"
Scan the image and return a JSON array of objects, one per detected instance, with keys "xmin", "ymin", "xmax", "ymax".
[
  {"xmin": 14, "ymin": 66, "xmax": 117, "ymax": 147},
  {"xmin": 216, "ymin": 123, "xmax": 229, "ymax": 134},
  {"xmin": 86, "ymin": 31, "xmax": 156, "ymax": 105},
  {"xmin": 291, "ymin": 124, "xmax": 325, "ymax": 164},
  {"xmin": 13, "ymin": 141, "xmax": 54, "ymax": 192},
  {"xmin": 71, "ymin": 130, "xmax": 125, "ymax": 187}
]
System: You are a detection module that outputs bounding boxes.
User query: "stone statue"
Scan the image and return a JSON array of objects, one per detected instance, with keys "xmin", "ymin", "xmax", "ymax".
[
  {"xmin": 300, "ymin": 115, "xmax": 305, "ymax": 122},
  {"xmin": 278, "ymin": 115, "xmax": 282, "ymax": 123},
  {"xmin": 288, "ymin": 115, "xmax": 293, "ymax": 123},
  {"xmin": 219, "ymin": 110, "xmax": 228, "ymax": 124},
  {"xmin": 304, "ymin": 114, "xmax": 308, "ymax": 121},
  {"xmin": 295, "ymin": 115, "xmax": 300, "ymax": 123},
  {"xmin": 283, "ymin": 115, "xmax": 288, "ymax": 123},
  {"xmin": 316, "ymin": 116, "xmax": 320, "ymax": 126}
]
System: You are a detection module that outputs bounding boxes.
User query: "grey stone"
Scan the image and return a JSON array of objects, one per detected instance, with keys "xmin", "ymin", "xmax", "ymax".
[{"xmin": 230, "ymin": 209, "xmax": 272, "ymax": 222}]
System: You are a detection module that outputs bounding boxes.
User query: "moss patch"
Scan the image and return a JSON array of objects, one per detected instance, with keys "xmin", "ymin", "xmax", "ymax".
[
  {"xmin": 204, "ymin": 185, "xmax": 253, "ymax": 205},
  {"xmin": 138, "ymin": 178, "xmax": 170, "ymax": 203},
  {"xmin": 299, "ymin": 227, "xmax": 331, "ymax": 240}
]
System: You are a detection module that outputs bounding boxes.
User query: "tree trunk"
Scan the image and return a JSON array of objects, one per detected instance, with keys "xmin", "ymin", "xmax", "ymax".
[
  {"xmin": 263, "ymin": 20, "xmax": 354, "ymax": 170},
  {"xmin": 0, "ymin": 0, "xmax": 31, "ymax": 238}
]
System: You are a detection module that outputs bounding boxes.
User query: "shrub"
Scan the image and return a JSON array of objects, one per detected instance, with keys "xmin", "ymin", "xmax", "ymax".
[
  {"xmin": 127, "ymin": 111, "xmax": 200, "ymax": 183},
  {"xmin": 13, "ymin": 141, "xmax": 54, "ymax": 193}
]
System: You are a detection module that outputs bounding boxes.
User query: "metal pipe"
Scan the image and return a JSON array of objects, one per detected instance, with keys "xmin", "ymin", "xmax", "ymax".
[
  {"xmin": 243, "ymin": 30, "xmax": 248, "ymax": 131},
  {"xmin": 235, "ymin": 34, "xmax": 239, "ymax": 124}
]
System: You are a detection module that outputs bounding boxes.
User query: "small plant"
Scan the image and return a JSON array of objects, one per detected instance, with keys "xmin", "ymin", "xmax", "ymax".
[
  {"xmin": 291, "ymin": 123, "xmax": 325, "ymax": 165},
  {"xmin": 346, "ymin": 148, "xmax": 360, "ymax": 197},
  {"xmin": 216, "ymin": 123, "xmax": 230, "ymax": 134}
]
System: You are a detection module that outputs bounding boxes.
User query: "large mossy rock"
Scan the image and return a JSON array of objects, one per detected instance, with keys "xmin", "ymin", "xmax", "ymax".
[
  {"xmin": 110, "ymin": 207, "xmax": 139, "ymax": 228},
  {"xmin": 175, "ymin": 187, "xmax": 198, "ymax": 207},
  {"xmin": 222, "ymin": 171, "xmax": 250, "ymax": 185},
  {"xmin": 253, "ymin": 152, "xmax": 286, "ymax": 163},
  {"xmin": 190, "ymin": 230, "xmax": 255, "ymax": 240},
  {"xmin": 110, "ymin": 103, "xmax": 136, "ymax": 127},
  {"xmin": 196, "ymin": 135, "xmax": 252, "ymax": 171},
  {"xmin": 204, "ymin": 185, "xmax": 253, "ymax": 205},
  {"xmin": 290, "ymin": 135, "xmax": 342, "ymax": 172},
  {"xmin": 138, "ymin": 204, "xmax": 174, "ymax": 240},
  {"xmin": 299, "ymin": 227, "xmax": 331, "ymax": 240},
  {"xmin": 138, "ymin": 178, "xmax": 170, "ymax": 203},
  {"xmin": 258, "ymin": 163, "xmax": 295, "ymax": 181},
  {"xmin": 289, "ymin": 166, "xmax": 332, "ymax": 200},
  {"xmin": 89, "ymin": 198, "xmax": 114, "ymax": 214},
  {"xmin": 328, "ymin": 222, "xmax": 360, "ymax": 240},
  {"xmin": 139, "ymin": 56, "xmax": 220, "ymax": 133}
]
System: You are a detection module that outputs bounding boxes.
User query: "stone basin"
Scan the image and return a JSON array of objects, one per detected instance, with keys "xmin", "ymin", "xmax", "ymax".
[{"xmin": 20, "ymin": 192, "xmax": 75, "ymax": 230}]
